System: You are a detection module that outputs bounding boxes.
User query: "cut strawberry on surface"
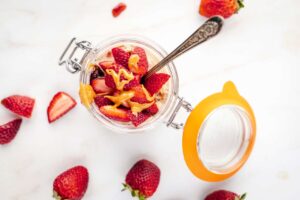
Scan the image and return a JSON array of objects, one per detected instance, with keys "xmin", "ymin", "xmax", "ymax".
[
  {"xmin": 128, "ymin": 47, "xmax": 148, "ymax": 75},
  {"xmin": 131, "ymin": 112, "xmax": 151, "ymax": 127},
  {"xmin": 47, "ymin": 92, "xmax": 77, "ymax": 123},
  {"xmin": 91, "ymin": 78, "xmax": 113, "ymax": 94},
  {"xmin": 0, "ymin": 118, "xmax": 22, "ymax": 145},
  {"xmin": 112, "ymin": 2, "xmax": 127, "ymax": 17},
  {"xmin": 99, "ymin": 105, "xmax": 131, "ymax": 122},
  {"xmin": 112, "ymin": 47, "xmax": 131, "ymax": 69},
  {"xmin": 94, "ymin": 96, "xmax": 113, "ymax": 108},
  {"xmin": 144, "ymin": 73, "xmax": 170, "ymax": 95},
  {"xmin": 144, "ymin": 103, "xmax": 159, "ymax": 115},
  {"xmin": 1, "ymin": 95, "xmax": 35, "ymax": 118}
]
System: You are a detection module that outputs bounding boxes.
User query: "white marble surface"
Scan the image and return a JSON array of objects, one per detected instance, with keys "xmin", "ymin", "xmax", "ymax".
[{"xmin": 0, "ymin": 0, "xmax": 300, "ymax": 199}]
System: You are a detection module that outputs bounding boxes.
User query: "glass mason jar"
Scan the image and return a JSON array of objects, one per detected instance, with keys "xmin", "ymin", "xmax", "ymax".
[{"xmin": 58, "ymin": 35, "xmax": 256, "ymax": 182}]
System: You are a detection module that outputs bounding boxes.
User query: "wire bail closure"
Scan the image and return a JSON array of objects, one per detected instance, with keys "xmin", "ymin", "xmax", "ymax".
[{"xmin": 58, "ymin": 37, "xmax": 92, "ymax": 73}]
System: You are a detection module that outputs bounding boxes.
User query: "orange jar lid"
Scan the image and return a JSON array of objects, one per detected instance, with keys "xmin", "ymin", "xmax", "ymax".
[{"xmin": 182, "ymin": 81, "xmax": 256, "ymax": 182}]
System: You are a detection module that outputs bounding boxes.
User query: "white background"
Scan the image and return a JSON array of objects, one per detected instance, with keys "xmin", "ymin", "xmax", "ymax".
[{"xmin": 0, "ymin": 0, "xmax": 299, "ymax": 199}]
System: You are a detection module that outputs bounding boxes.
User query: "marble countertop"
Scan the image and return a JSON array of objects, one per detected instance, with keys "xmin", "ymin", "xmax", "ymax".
[{"xmin": 0, "ymin": 0, "xmax": 299, "ymax": 199}]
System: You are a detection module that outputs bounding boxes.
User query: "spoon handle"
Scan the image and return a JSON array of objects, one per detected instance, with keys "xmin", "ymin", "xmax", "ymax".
[{"xmin": 143, "ymin": 16, "xmax": 224, "ymax": 80}]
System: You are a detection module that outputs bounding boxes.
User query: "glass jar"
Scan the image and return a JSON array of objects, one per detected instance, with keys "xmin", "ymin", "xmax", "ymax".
[{"xmin": 58, "ymin": 35, "xmax": 256, "ymax": 182}]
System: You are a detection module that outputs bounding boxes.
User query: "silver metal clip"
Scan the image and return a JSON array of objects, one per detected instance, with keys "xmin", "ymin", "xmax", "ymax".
[
  {"xmin": 58, "ymin": 38, "xmax": 92, "ymax": 73},
  {"xmin": 167, "ymin": 97, "xmax": 193, "ymax": 129}
]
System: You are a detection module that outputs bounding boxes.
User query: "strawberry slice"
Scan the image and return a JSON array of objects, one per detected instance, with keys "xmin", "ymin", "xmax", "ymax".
[
  {"xmin": 144, "ymin": 73, "xmax": 170, "ymax": 95},
  {"xmin": 47, "ymin": 92, "xmax": 77, "ymax": 123},
  {"xmin": 130, "ymin": 85, "xmax": 150, "ymax": 104},
  {"xmin": 1, "ymin": 95, "xmax": 35, "ymax": 118},
  {"xmin": 94, "ymin": 96, "xmax": 113, "ymax": 108},
  {"xmin": 131, "ymin": 112, "xmax": 151, "ymax": 127},
  {"xmin": 128, "ymin": 47, "xmax": 148, "ymax": 75},
  {"xmin": 91, "ymin": 78, "xmax": 113, "ymax": 94},
  {"xmin": 143, "ymin": 103, "xmax": 159, "ymax": 115},
  {"xmin": 0, "ymin": 118, "xmax": 22, "ymax": 144},
  {"xmin": 112, "ymin": 3, "xmax": 127, "ymax": 17},
  {"xmin": 98, "ymin": 61, "xmax": 115, "ymax": 71},
  {"xmin": 99, "ymin": 105, "xmax": 131, "ymax": 122},
  {"xmin": 123, "ymin": 75, "xmax": 140, "ymax": 91},
  {"xmin": 112, "ymin": 47, "xmax": 131, "ymax": 68}
]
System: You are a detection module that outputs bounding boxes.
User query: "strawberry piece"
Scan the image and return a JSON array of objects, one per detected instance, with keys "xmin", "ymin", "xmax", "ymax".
[
  {"xmin": 123, "ymin": 159, "xmax": 161, "ymax": 198},
  {"xmin": 99, "ymin": 105, "xmax": 131, "ymax": 122},
  {"xmin": 47, "ymin": 92, "xmax": 77, "ymax": 123},
  {"xmin": 94, "ymin": 96, "xmax": 113, "ymax": 108},
  {"xmin": 53, "ymin": 166, "xmax": 89, "ymax": 200},
  {"xmin": 112, "ymin": 47, "xmax": 131, "ymax": 68},
  {"xmin": 144, "ymin": 73, "xmax": 170, "ymax": 95},
  {"xmin": 131, "ymin": 112, "xmax": 151, "ymax": 127},
  {"xmin": 204, "ymin": 190, "xmax": 247, "ymax": 200},
  {"xmin": 98, "ymin": 61, "xmax": 115, "ymax": 70},
  {"xmin": 0, "ymin": 118, "xmax": 22, "ymax": 145},
  {"xmin": 91, "ymin": 78, "xmax": 113, "ymax": 94},
  {"xmin": 123, "ymin": 75, "xmax": 140, "ymax": 91},
  {"xmin": 130, "ymin": 85, "xmax": 150, "ymax": 104},
  {"xmin": 199, "ymin": 0, "xmax": 244, "ymax": 19},
  {"xmin": 128, "ymin": 47, "xmax": 148, "ymax": 75},
  {"xmin": 1, "ymin": 95, "xmax": 35, "ymax": 118},
  {"xmin": 143, "ymin": 103, "xmax": 159, "ymax": 115},
  {"xmin": 112, "ymin": 3, "xmax": 127, "ymax": 17}
]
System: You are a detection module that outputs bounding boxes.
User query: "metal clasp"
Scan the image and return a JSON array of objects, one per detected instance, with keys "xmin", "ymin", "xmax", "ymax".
[
  {"xmin": 167, "ymin": 97, "xmax": 193, "ymax": 129},
  {"xmin": 58, "ymin": 38, "xmax": 92, "ymax": 73}
]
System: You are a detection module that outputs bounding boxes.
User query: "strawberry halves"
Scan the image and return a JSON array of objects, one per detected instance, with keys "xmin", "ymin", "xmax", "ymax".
[
  {"xmin": 0, "ymin": 118, "xmax": 22, "ymax": 145},
  {"xmin": 1, "ymin": 95, "xmax": 35, "ymax": 118}
]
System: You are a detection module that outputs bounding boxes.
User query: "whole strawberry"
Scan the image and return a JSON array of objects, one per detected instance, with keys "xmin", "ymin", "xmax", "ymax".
[
  {"xmin": 1, "ymin": 95, "xmax": 35, "ymax": 118},
  {"xmin": 205, "ymin": 190, "xmax": 246, "ymax": 200},
  {"xmin": 123, "ymin": 159, "xmax": 160, "ymax": 200},
  {"xmin": 0, "ymin": 118, "xmax": 22, "ymax": 144},
  {"xmin": 199, "ymin": 0, "xmax": 244, "ymax": 19},
  {"xmin": 53, "ymin": 166, "xmax": 89, "ymax": 200}
]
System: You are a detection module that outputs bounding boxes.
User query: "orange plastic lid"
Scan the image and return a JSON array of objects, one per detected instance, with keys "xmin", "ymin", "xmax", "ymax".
[{"xmin": 182, "ymin": 81, "xmax": 256, "ymax": 182}]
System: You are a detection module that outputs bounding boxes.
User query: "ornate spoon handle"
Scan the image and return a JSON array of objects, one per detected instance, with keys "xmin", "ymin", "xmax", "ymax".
[{"xmin": 143, "ymin": 16, "xmax": 224, "ymax": 80}]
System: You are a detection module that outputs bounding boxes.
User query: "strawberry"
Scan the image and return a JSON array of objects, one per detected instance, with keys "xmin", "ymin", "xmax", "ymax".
[
  {"xmin": 0, "ymin": 118, "xmax": 22, "ymax": 145},
  {"xmin": 53, "ymin": 166, "xmax": 89, "ymax": 200},
  {"xmin": 98, "ymin": 61, "xmax": 115, "ymax": 71},
  {"xmin": 99, "ymin": 105, "xmax": 131, "ymax": 122},
  {"xmin": 112, "ymin": 2, "xmax": 127, "ymax": 17},
  {"xmin": 204, "ymin": 190, "xmax": 246, "ymax": 200},
  {"xmin": 91, "ymin": 78, "xmax": 113, "ymax": 94},
  {"xmin": 144, "ymin": 73, "xmax": 170, "ymax": 95},
  {"xmin": 130, "ymin": 85, "xmax": 150, "ymax": 104},
  {"xmin": 123, "ymin": 75, "xmax": 140, "ymax": 91},
  {"xmin": 1, "ymin": 95, "xmax": 35, "ymax": 118},
  {"xmin": 143, "ymin": 103, "xmax": 158, "ymax": 115},
  {"xmin": 199, "ymin": 0, "xmax": 244, "ymax": 19},
  {"xmin": 131, "ymin": 112, "xmax": 151, "ymax": 127},
  {"xmin": 94, "ymin": 96, "xmax": 113, "ymax": 108},
  {"xmin": 112, "ymin": 47, "xmax": 131, "ymax": 68},
  {"xmin": 47, "ymin": 92, "xmax": 77, "ymax": 123},
  {"xmin": 128, "ymin": 47, "xmax": 148, "ymax": 75},
  {"xmin": 123, "ymin": 159, "xmax": 160, "ymax": 199}
]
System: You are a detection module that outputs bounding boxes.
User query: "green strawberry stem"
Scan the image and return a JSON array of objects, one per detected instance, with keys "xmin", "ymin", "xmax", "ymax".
[
  {"xmin": 240, "ymin": 193, "xmax": 247, "ymax": 200},
  {"xmin": 237, "ymin": 0, "xmax": 244, "ymax": 10},
  {"xmin": 122, "ymin": 183, "xmax": 147, "ymax": 200}
]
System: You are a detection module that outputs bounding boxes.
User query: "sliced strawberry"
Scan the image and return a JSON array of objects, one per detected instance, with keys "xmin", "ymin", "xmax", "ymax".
[
  {"xmin": 1, "ymin": 95, "xmax": 35, "ymax": 118},
  {"xmin": 128, "ymin": 47, "xmax": 148, "ymax": 75},
  {"xmin": 105, "ymin": 74, "xmax": 117, "ymax": 89},
  {"xmin": 144, "ymin": 73, "xmax": 170, "ymax": 95},
  {"xmin": 99, "ymin": 105, "xmax": 131, "ymax": 122},
  {"xmin": 47, "ymin": 92, "xmax": 77, "ymax": 123},
  {"xmin": 131, "ymin": 112, "xmax": 151, "ymax": 127},
  {"xmin": 91, "ymin": 78, "xmax": 113, "ymax": 94},
  {"xmin": 0, "ymin": 118, "xmax": 22, "ymax": 145},
  {"xmin": 143, "ymin": 103, "xmax": 159, "ymax": 115},
  {"xmin": 112, "ymin": 47, "xmax": 131, "ymax": 68},
  {"xmin": 130, "ymin": 85, "xmax": 150, "ymax": 104},
  {"xmin": 123, "ymin": 75, "xmax": 141, "ymax": 91},
  {"xmin": 98, "ymin": 61, "xmax": 115, "ymax": 71},
  {"xmin": 112, "ymin": 2, "xmax": 127, "ymax": 17},
  {"xmin": 94, "ymin": 96, "xmax": 113, "ymax": 108}
]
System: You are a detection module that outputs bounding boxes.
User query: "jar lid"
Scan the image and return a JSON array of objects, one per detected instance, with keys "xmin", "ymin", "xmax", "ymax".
[{"xmin": 182, "ymin": 81, "xmax": 256, "ymax": 182}]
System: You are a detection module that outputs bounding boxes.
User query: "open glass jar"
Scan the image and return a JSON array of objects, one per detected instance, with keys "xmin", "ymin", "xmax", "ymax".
[{"xmin": 58, "ymin": 35, "xmax": 256, "ymax": 182}]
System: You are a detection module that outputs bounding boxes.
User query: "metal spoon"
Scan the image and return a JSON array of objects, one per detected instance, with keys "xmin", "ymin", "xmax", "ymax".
[{"xmin": 143, "ymin": 16, "xmax": 224, "ymax": 81}]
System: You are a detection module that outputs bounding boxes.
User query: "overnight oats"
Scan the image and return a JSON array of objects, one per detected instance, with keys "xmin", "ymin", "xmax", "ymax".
[{"xmin": 78, "ymin": 37, "xmax": 179, "ymax": 132}]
